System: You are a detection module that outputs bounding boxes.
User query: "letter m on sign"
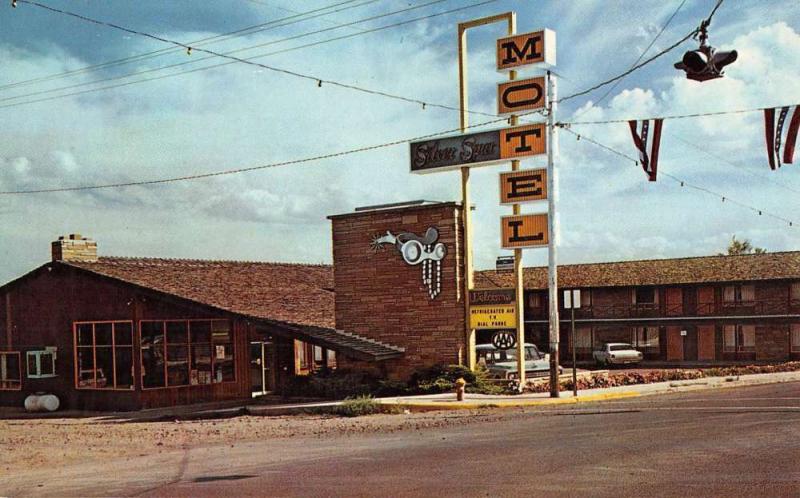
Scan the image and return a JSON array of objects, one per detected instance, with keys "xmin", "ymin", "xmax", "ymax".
[{"xmin": 496, "ymin": 29, "xmax": 556, "ymax": 72}]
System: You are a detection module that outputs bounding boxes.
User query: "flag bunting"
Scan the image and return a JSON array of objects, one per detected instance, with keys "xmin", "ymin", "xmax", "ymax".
[
  {"xmin": 628, "ymin": 119, "xmax": 664, "ymax": 182},
  {"xmin": 764, "ymin": 105, "xmax": 800, "ymax": 170}
]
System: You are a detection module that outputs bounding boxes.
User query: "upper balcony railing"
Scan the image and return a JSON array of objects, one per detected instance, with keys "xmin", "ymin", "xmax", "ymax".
[{"xmin": 526, "ymin": 297, "xmax": 800, "ymax": 320}]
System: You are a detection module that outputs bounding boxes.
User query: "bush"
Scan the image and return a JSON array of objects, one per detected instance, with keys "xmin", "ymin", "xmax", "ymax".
[
  {"xmin": 280, "ymin": 370, "xmax": 381, "ymax": 399},
  {"xmin": 333, "ymin": 395, "xmax": 383, "ymax": 417},
  {"xmin": 408, "ymin": 364, "xmax": 510, "ymax": 395}
]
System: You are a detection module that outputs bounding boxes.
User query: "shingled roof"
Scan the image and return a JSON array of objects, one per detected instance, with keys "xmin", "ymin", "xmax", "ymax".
[
  {"xmin": 58, "ymin": 257, "xmax": 403, "ymax": 361},
  {"xmin": 475, "ymin": 251, "xmax": 800, "ymax": 290}
]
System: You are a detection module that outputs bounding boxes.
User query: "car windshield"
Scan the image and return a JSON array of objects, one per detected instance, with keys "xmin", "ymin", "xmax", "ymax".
[
  {"xmin": 609, "ymin": 344, "xmax": 633, "ymax": 351},
  {"xmin": 495, "ymin": 347, "xmax": 541, "ymax": 361}
]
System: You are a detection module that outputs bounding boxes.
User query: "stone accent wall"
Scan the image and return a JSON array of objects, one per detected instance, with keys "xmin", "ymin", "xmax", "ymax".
[
  {"xmin": 756, "ymin": 325, "xmax": 789, "ymax": 361},
  {"xmin": 329, "ymin": 203, "xmax": 465, "ymax": 380}
]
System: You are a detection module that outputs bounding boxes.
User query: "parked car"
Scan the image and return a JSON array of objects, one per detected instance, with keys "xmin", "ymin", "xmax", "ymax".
[
  {"xmin": 476, "ymin": 343, "xmax": 562, "ymax": 379},
  {"xmin": 592, "ymin": 343, "xmax": 643, "ymax": 367}
]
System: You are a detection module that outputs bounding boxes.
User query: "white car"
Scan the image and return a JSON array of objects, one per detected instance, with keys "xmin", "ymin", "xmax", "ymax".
[
  {"xmin": 476, "ymin": 343, "xmax": 561, "ymax": 379},
  {"xmin": 593, "ymin": 343, "xmax": 643, "ymax": 366}
]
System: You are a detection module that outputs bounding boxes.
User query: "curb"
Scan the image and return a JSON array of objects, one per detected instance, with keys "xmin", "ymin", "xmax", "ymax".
[{"xmin": 386, "ymin": 391, "xmax": 641, "ymax": 412}]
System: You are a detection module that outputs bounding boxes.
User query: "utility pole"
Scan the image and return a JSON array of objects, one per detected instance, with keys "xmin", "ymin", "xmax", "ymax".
[{"xmin": 546, "ymin": 69, "xmax": 561, "ymax": 398}]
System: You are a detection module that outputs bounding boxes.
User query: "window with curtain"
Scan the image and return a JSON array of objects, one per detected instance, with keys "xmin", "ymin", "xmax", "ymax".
[{"xmin": 723, "ymin": 324, "xmax": 755, "ymax": 352}]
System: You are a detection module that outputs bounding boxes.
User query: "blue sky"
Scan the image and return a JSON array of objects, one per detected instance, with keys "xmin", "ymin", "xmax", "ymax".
[{"xmin": 1, "ymin": 0, "xmax": 799, "ymax": 282}]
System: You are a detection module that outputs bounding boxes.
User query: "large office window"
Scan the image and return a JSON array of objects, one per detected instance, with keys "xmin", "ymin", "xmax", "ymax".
[
  {"xmin": 0, "ymin": 351, "xmax": 21, "ymax": 390},
  {"xmin": 141, "ymin": 319, "xmax": 234, "ymax": 389},
  {"xmin": 723, "ymin": 324, "xmax": 755, "ymax": 353},
  {"xmin": 75, "ymin": 321, "xmax": 134, "ymax": 390}
]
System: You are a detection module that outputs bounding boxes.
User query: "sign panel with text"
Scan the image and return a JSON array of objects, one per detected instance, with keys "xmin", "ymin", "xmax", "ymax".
[
  {"xmin": 499, "ymin": 168, "xmax": 547, "ymax": 204},
  {"xmin": 501, "ymin": 213, "xmax": 549, "ymax": 249},
  {"xmin": 496, "ymin": 29, "xmax": 556, "ymax": 72},
  {"xmin": 470, "ymin": 304, "xmax": 516, "ymax": 330},
  {"xmin": 410, "ymin": 124, "xmax": 547, "ymax": 174},
  {"xmin": 497, "ymin": 77, "xmax": 546, "ymax": 115}
]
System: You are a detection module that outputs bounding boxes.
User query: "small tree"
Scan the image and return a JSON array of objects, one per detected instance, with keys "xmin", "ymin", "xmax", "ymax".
[{"xmin": 720, "ymin": 235, "xmax": 766, "ymax": 256}]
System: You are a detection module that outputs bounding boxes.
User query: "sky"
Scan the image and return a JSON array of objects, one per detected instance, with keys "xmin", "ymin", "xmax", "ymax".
[{"xmin": 1, "ymin": 0, "xmax": 799, "ymax": 283}]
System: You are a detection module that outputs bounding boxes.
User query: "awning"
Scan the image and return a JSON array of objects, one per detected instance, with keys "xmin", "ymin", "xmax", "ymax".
[{"xmin": 256, "ymin": 320, "xmax": 405, "ymax": 362}]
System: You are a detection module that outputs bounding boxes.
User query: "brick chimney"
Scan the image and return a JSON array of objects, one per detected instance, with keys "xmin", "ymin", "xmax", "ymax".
[{"xmin": 51, "ymin": 234, "xmax": 98, "ymax": 262}]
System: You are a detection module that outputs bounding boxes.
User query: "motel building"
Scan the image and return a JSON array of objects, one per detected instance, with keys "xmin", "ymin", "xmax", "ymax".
[{"xmin": 2, "ymin": 201, "xmax": 800, "ymax": 410}]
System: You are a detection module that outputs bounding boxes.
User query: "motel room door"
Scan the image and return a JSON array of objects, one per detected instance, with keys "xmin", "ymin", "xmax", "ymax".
[{"xmin": 250, "ymin": 341, "xmax": 274, "ymax": 395}]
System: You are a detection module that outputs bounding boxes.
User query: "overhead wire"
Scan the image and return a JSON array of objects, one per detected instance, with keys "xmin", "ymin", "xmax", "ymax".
[
  {"xmin": 5, "ymin": 0, "xmax": 499, "ymax": 118},
  {"xmin": 556, "ymin": 0, "xmax": 727, "ymax": 105},
  {"xmin": 0, "ymin": 109, "xmax": 543, "ymax": 195},
  {"xmin": 0, "ymin": 0, "xmax": 376, "ymax": 93},
  {"xmin": 559, "ymin": 126, "xmax": 797, "ymax": 228},
  {"xmin": 570, "ymin": 0, "xmax": 687, "ymax": 119},
  {"xmin": 0, "ymin": 0, "xmax": 448, "ymax": 102}
]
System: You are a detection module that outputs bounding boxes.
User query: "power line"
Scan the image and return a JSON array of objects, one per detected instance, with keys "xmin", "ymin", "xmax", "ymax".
[
  {"xmin": 0, "ymin": 109, "xmax": 545, "ymax": 195},
  {"xmin": 7, "ymin": 0, "xmax": 498, "ymax": 117},
  {"xmin": 556, "ymin": 0, "xmax": 729, "ymax": 105},
  {"xmin": 560, "ymin": 104, "xmax": 791, "ymax": 125},
  {"xmin": 242, "ymin": 0, "xmax": 369, "ymax": 33},
  {"xmin": 0, "ymin": 0, "xmax": 375, "ymax": 93},
  {"xmin": 0, "ymin": 0, "xmax": 447, "ymax": 106},
  {"xmin": 560, "ymin": 126, "xmax": 797, "ymax": 228},
  {"xmin": 667, "ymin": 131, "xmax": 800, "ymax": 197},
  {"xmin": 571, "ymin": 0, "xmax": 686, "ymax": 118}
]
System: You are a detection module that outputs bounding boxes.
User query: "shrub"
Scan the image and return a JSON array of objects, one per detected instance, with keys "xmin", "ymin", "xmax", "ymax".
[
  {"xmin": 333, "ymin": 395, "xmax": 383, "ymax": 417},
  {"xmin": 280, "ymin": 370, "xmax": 381, "ymax": 399},
  {"xmin": 408, "ymin": 364, "xmax": 511, "ymax": 395}
]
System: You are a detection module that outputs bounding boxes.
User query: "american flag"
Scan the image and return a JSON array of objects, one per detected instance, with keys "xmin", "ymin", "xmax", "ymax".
[
  {"xmin": 628, "ymin": 119, "xmax": 664, "ymax": 182},
  {"xmin": 764, "ymin": 105, "xmax": 800, "ymax": 170}
]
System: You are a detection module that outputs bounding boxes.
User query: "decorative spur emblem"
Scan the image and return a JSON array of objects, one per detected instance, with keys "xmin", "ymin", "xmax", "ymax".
[{"xmin": 371, "ymin": 227, "xmax": 447, "ymax": 299}]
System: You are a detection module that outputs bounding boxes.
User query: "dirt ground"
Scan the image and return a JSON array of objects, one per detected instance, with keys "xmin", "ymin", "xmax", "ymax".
[{"xmin": 0, "ymin": 409, "xmax": 508, "ymax": 477}]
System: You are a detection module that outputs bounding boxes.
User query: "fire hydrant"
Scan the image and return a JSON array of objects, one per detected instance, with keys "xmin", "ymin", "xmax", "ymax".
[{"xmin": 455, "ymin": 377, "xmax": 466, "ymax": 401}]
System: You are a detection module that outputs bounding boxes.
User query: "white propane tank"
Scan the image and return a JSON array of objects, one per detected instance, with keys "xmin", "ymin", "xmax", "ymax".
[
  {"xmin": 39, "ymin": 394, "xmax": 60, "ymax": 412},
  {"xmin": 24, "ymin": 394, "xmax": 39, "ymax": 412},
  {"xmin": 24, "ymin": 393, "xmax": 60, "ymax": 412}
]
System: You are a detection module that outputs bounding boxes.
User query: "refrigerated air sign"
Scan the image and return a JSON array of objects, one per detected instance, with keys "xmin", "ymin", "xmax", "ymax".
[{"xmin": 410, "ymin": 123, "xmax": 546, "ymax": 174}]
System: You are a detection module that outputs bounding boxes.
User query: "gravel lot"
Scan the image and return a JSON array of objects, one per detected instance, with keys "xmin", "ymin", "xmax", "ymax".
[{"xmin": 0, "ymin": 409, "xmax": 509, "ymax": 477}]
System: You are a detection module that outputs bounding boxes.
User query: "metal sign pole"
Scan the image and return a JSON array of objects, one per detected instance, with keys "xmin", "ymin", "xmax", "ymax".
[
  {"xmin": 571, "ymin": 296, "xmax": 577, "ymax": 397},
  {"xmin": 547, "ymin": 70, "xmax": 561, "ymax": 398}
]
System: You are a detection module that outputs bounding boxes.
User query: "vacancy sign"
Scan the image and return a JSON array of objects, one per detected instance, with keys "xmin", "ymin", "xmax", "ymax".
[
  {"xmin": 499, "ymin": 168, "xmax": 547, "ymax": 205},
  {"xmin": 496, "ymin": 29, "xmax": 556, "ymax": 71},
  {"xmin": 497, "ymin": 77, "xmax": 546, "ymax": 115},
  {"xmin": 501, "ymin": 213, "xmax": 548, "ymax": 249}
]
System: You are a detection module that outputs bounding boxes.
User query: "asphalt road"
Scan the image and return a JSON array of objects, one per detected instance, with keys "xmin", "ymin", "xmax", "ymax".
[{"xmin": 7, "ymin": 382, "xmax": 800, "ymax": 497}]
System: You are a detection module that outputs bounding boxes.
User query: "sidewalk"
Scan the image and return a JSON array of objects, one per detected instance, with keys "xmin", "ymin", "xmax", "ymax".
[
  {"xmin": 3, "ymin": 370, "xmax": 799, "ymax": 421},
  {"xmin": 373, "ymin": 369, "xmax": 800, "ymax": 411}
]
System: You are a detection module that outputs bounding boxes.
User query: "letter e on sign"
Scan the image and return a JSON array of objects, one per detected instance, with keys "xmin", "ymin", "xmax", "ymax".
[
  {"xmin": 501, "ymin": 214, "xmax": 548, "ymax": 249},
  {"xmin": 497, "ymin": 77, "xmax": 546, "ymax": 115},
  {"xmin": 496, "ymin": 29, "xmax": 556, "ymax": 72},
  {"xmin": 500, "ymin": 169, "xmax": 547, "ymax": 204},
  {"xmin": 500, "ymin": 124, "xmax": 546, "ymax": 159}
]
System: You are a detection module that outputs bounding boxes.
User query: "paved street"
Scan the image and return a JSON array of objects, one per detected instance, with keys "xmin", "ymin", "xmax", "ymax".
[{"xmin": 3, "ymin": 381, "xmax": 799, "ymax": 497}]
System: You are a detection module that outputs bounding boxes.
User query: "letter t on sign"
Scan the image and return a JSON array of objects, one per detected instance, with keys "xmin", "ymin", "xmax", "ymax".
[{"xmin": 500, "ymin": 168, "xmax": 547, "ymax": 204}]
